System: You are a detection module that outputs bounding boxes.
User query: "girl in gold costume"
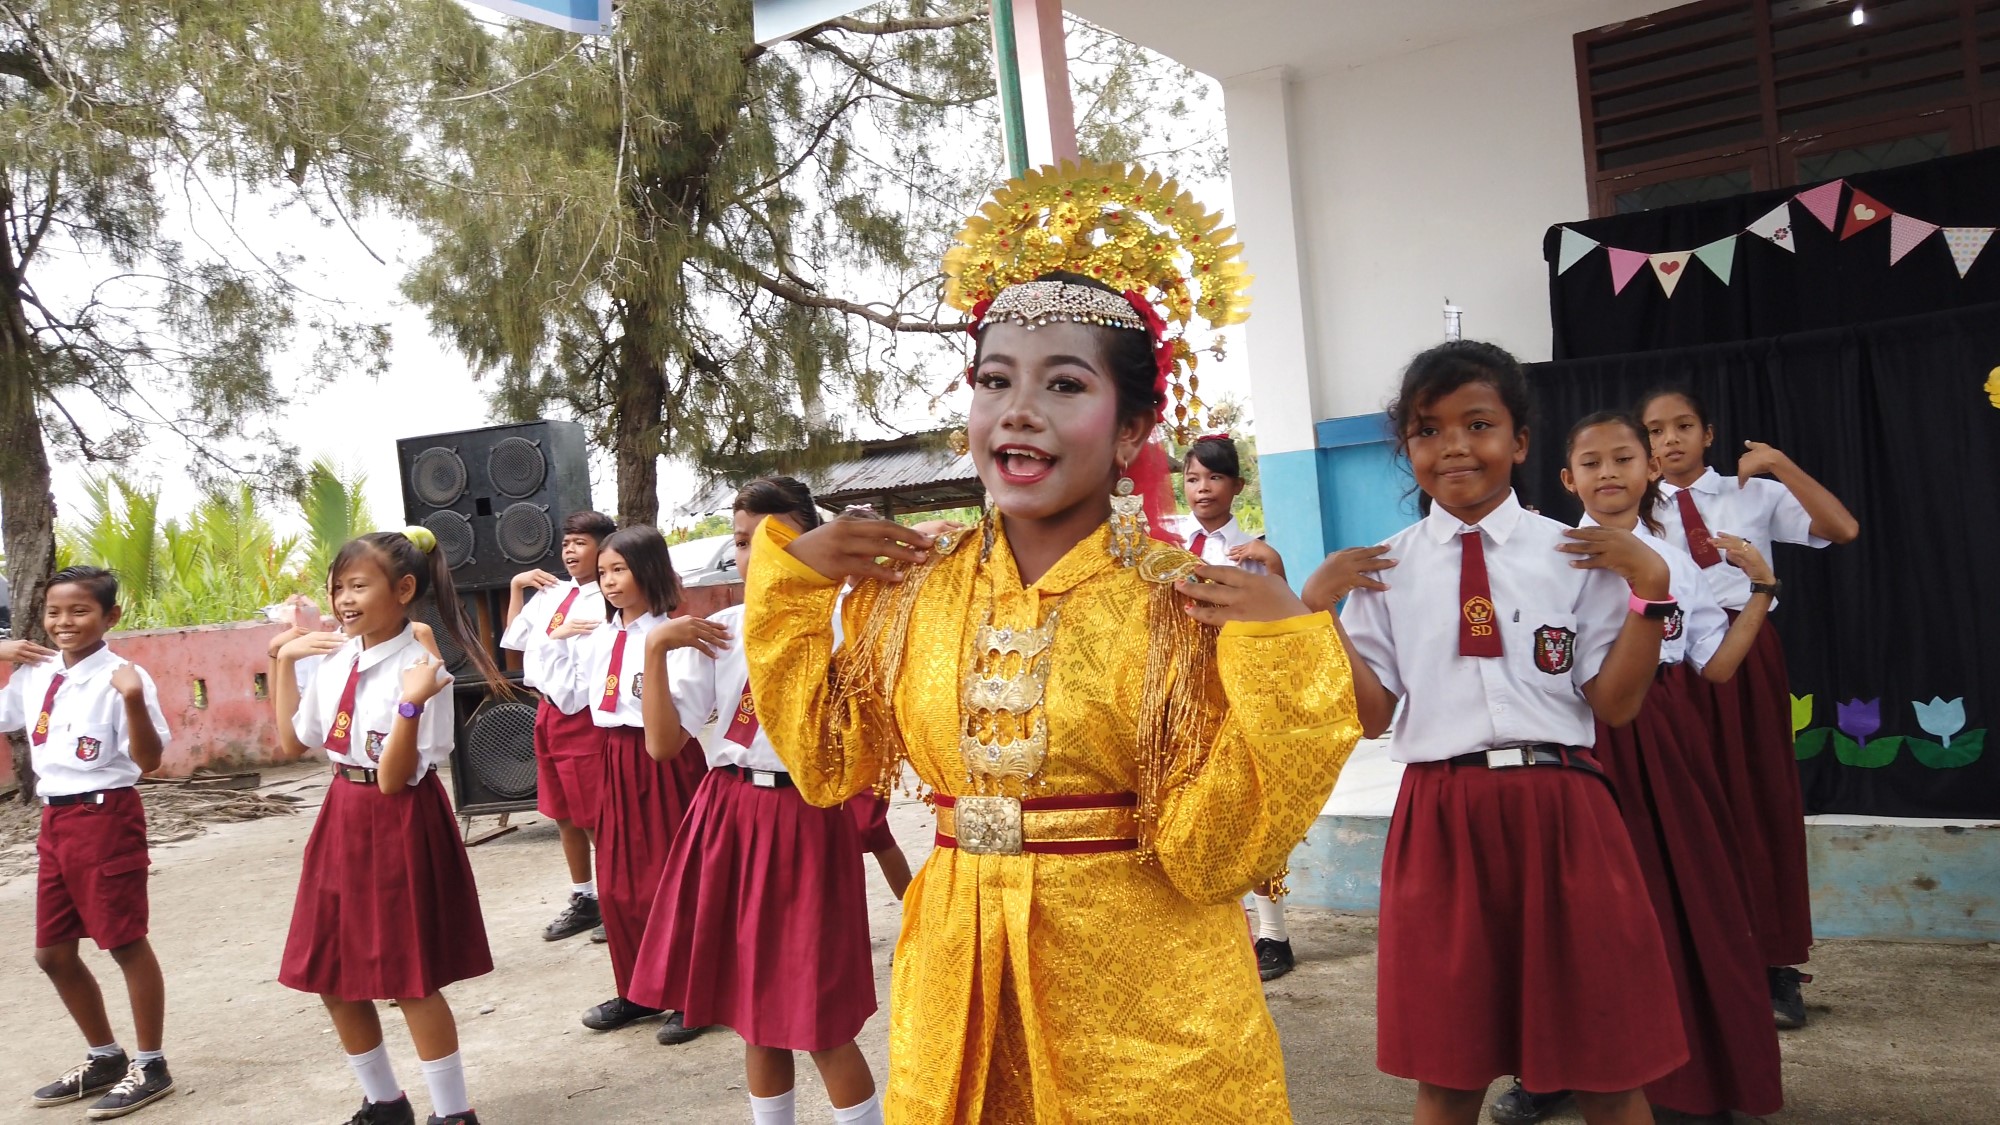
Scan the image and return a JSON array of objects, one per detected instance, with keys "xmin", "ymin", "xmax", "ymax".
[{"xmin": 740, "ymin": 163, "xmax": 1362, "ymax": 1123}]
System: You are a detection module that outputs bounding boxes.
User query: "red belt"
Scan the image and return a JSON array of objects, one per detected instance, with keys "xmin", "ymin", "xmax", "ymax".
[{"xmin": 932, "ymin": 791, "xmax": 1139, "ymax": 856}]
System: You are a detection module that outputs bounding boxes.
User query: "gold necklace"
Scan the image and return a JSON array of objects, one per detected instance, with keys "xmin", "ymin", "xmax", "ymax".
[{"xmin": 953, "ymin": 592, "xmax": 1066, "ymax": 855}]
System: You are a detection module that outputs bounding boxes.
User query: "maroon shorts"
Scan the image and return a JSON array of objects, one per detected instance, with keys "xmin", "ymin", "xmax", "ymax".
[
  {"xmin": 534, "ymin": 698, "xmax": 608, "ymax": 830},
  {"xmin": 844, "ymin": 792, "xmax": 896, "ymax": 853},
  {"xmin": 37, "ymin": 787, "xmax": 150, "ymax": 950}
]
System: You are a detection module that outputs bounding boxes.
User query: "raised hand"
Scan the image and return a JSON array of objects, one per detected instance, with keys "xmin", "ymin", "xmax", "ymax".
[
  {"xmin": 646, "ymin": 615, "xmax": 732, "ymax": 659},
  {"xmin": 1301, "ymin": 546, "xmax": 1397, "ymax": 613},
  {"xmin": 1226, "ymin": 539, "xmax": 1283, "ymax": 571},
  {"xmin": 0, "ymin": 638, "xmax": 56, "ymax": 666},
  {"xmin": 1712, "ymin": 532, "xmax": 1775, "ymax": 585},
  {"xmin": 276, "ymin": 630, "xmax": 348, "ymax": 663},
  {"xmin": 784, "ymin": 517, "xmax": 933, "ymax": 585},
  {"xmin": 109, "ymin": 662, "xmax": 144, "ymax": 702},
  {"xmin": 550, "ymin": 615, "xmax": 603, "ymax": 640},
  {"xmin": 1559, "ymin": 527, "xmax": 1670, "ymax": 600},
  {"xmin": 399, "ymin": 654, "xmax": 449, "ymax": 705},
  {"xmin": 1178, "ymin": 566, "xmax": 1311, "ymax": 627},
  {"xmin": 1736, "ymin": 440, "xmax": 1790, "ymax": 488},
  {"xmin": 512, "ymin": 568, "xmax": 563, "ymax": 593}
]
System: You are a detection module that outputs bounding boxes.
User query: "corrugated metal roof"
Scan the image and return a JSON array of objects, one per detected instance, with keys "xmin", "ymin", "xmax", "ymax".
[{"xmin": 679, "ymin": 431, "xmax": 983, "ymax": 517}]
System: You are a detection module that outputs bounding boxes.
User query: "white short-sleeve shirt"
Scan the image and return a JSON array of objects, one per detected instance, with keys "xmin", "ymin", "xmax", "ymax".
[
  {"xmin": 1340, "ymin": 492, "xmax": 1631, "ymax": 764},
  {"xmin": 498, "ymin": 580, "xmax": 605, "ymax": 706},
  {"xmin": 1161, "ymin": 513, "xmax": 1270, "ymax": 576},
  {"xmin": 561, "ymin": 611, "xmax": 662, "ymax": 729},
  {"xmin": 666, "ymin": 603, "xmax": 785, "ymax": 772},
  {"xmin": 1654, "ymin": 467, "xmax": 1827, "ymax": 611},
  {"xmin": 1581, "ymin": 514, "xmax": 1729, "ymax": 672},
  {"xmin": 0, "ymin": 646, "xmax": 170, "ymax": 798},
  {"xmin": 294, "ymin": 625, "xmax": 455, "ymax": 778}
]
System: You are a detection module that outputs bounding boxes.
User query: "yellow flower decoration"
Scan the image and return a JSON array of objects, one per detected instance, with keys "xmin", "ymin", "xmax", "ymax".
[
  {"xmin": 1985, "ymin": 366, "xmax": 2000, "ymax": 409},
  {"xmin": 943, "ymin": 161, "xmax": 1253, "ymax": 442}
]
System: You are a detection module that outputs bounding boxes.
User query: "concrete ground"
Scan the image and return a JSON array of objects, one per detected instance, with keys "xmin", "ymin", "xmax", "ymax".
[{"xmin": 4, "ymin": 764, "xmax": 1999, "ymax": 1123}]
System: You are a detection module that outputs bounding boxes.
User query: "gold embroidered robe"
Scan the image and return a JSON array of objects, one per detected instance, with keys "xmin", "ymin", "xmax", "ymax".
[{"xmin": 744, "ymin": 517, "xmax": 1360, "ymax": 1124}]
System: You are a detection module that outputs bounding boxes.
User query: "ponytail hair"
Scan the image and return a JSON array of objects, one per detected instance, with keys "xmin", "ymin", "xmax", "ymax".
[
  {"xmin": 599, "ymin": 525, "xmax": 681, "ymax": 619},
  {"xmin": 328, "ymin": 528, "xmax": 516, "ymax": 697},
  {"xmin": 1565, "ymin": 411, "xmax": 1665, "ymax": 536}
]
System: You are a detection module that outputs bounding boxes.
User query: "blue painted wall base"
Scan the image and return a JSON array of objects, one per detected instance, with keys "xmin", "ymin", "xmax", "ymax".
[
  {"xmin": 1257, "ymin": 412, "xmax": 1417, "ymax": 590},
  {"xmin": 1285, "ymin": 814, "xmax": 2000, "ymax": 942}
]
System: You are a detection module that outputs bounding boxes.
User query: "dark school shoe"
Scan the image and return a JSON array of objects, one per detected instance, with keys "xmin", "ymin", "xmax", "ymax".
[
  {"xmin": 655, "ymin": 1011, "xmax": 711, "ymax": 1046},
  {"xmin": 543, "ymin": 892, "xmax": 602, "ymax": 941},
  {"xmin": 32, "ymin": 1051, "xmax": 129, "ymax": 1106},
  {"xmin": 1771, "ymin": 966, "xmax": 1812, "ymax": 1030},
  {"xmin": 589, "ymin": 924, "xmax": 608, "ymax": 943},
  {"xmin": 426, "ymin": 1113, "xmax": 481, "ymax": 1125},
  {"xmin": 1489, "ymin": 1081, "xmax": 1573, "ymax": 1125},
  {"xmin": 1254, "ymin": 937, "xmax": 1296, "ymax": 982},
  {"xmin": 85, "ymin": 1059, "xmax": 175, "ymax": 1119},
  {"xmin": 344, "ymin": 1095, "xmax": 417, "ymax": 1125},
  {"xmin": 581, "ymin": 995, "xmax": 664, "ymax": 1030}
]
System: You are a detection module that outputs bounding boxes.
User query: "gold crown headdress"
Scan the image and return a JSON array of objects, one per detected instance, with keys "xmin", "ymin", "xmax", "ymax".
[{"xmin": 944, "ymin": 161, "xmax": 1252, "ymax": 443}]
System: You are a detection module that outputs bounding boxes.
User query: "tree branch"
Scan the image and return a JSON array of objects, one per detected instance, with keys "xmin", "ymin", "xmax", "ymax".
[
  {"xmin": 750, "ymin": 270, "xmax": 964, "ymax": 334},
  {"xmin": 798, "ymin": 34, "xmax": 987, "ymax": 108},
  {"xmin": 817, "ymin": 12, "xmax": 986, "ymax": 35}
]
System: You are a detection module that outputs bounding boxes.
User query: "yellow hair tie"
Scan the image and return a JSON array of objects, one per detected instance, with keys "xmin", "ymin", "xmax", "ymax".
[{"xmin": 402, "ymin": 525, "xmax": 438, "ymax": 554}]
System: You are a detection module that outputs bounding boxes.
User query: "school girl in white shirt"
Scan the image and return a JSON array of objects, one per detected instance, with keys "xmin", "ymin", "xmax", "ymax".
[
  {"xmin": 270, "ymin": 529, "xmax": 506, "ymax": 1125},
  {"xmin": 542, "ymin": 525, "xmax": 709, "ymax": 1042},
  {"xmin": 1304, "ymin": 342, "xmax": 1684, "ymax": 1125},
  {"xmin": 1639, "ymin": 386, "xmax": 1859, "ymax": 1028}
]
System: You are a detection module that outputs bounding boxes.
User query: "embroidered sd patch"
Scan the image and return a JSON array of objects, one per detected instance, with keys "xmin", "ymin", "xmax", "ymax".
[{"xmin": 1532, "ymin": 625, "xmax": 1577, "ymax": 675}]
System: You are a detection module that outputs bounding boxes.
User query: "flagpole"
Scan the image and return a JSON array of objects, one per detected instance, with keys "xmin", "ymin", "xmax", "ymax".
[{"xmin": 991, "ymin": 0, "xmax": 1030, "ymax": 177}]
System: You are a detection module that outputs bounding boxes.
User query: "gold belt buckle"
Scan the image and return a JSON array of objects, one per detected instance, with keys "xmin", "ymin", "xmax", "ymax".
[{"xmin": 955, "ymin": 796, "xmax": 1023, "ymax": 856}]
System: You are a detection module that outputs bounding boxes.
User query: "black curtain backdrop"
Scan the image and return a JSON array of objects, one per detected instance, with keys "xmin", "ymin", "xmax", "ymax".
[
  {"xmin": 1522, "ymin": 302, "xmax": 2000, "ymax": 818},
  {"xmin": 1546, "ymin": 148, "xmax": 2000, "ymax": 360}
]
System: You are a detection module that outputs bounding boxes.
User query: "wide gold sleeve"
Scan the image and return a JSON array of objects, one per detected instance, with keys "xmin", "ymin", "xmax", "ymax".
[
  {"xmin": 1152, "ymin": 611, "xmax": 1361, "ymax": 905},
  {"xmin": 741, "ymin": 517, "xmax": 888, "ymax": 807}
]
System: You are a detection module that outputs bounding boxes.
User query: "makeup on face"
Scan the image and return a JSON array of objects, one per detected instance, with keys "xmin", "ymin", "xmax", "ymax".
[{"xmin": 967, "ymin": 321, "xmax": 1128, "ymax": 527}]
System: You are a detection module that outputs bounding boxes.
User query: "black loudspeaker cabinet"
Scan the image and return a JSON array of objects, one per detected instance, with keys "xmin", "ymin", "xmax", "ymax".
[
  {"xmin": 448, "ymin": 681, "xmax": 540, "ymax": 818},
  {"xmin": 397, "ymin": 420, "xmax": 593, "ymax": 593},
  {"xmin": 411, "ymin": 588, "xmax": 513, "ymax": 680}
]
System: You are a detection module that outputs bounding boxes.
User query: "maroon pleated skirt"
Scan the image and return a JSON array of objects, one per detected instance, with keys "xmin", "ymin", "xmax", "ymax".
[
  {"xmin": 280, "ymin": 771, "xmax": 492, "ymax": 1001},
  {"xmin": 1377, "ymin": 757, "xmax": 1687, "ymax": 1093},
  {"xmin": 1596, "ymin": 665, "xmax": 1783, "ymax": 1116},
  {"xmin": 628, "ymin": 769, "xmax": 877, "ymax": 1050},
  {"xmin": 1692, "ymin": 616, "xmax": 1814, "ymax": 967},
  {"xmin": 533, "ymin": 698, "xmax": 608, "ymax": 830},
  {"xmin": 597, "ymin": 728, "xmax": 707, "ymax": 998}
]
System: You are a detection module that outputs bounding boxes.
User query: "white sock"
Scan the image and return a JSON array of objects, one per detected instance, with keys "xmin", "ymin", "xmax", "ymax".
[
  {"xmin": 87, "ymin": 1042, "xmax": 122, "ymax": 1059},
  {"xmin": 831, "ymin": 1091, "xmax": 884, "ymax": 1125},
  {"xmin": 1253, "ymin": 893, "xmax": 1290, "ymax": 943},
  {"xmin": 133, "ymin": 1049, "xmax": 164, "ymax": 1065},
  {"xmin": 750, "ymin": 1088, "xmax": 796, "ymax": 1125},
  {"xmin": 419, "ymin": 1051, "xmax": 471, "ymax": 1117},
  {"xmin": 573, "ymin": 880, "xmax": 597, "ymax": 898},
  {"xmin": 345, "ymin": 1043, "xmax": 402, "ymax": 1104}
]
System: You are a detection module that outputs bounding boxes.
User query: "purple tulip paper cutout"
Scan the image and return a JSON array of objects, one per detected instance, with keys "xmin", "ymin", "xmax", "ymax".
[
  {"xmin": 1837, "ymin": 699, "xmax": 1881, "ymax": 747},
  {"xmin": 1913, "ymin": 697, "xmax": 1965, "ymax": 746}
]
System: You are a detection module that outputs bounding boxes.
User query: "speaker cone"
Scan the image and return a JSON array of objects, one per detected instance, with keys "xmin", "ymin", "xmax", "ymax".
[
  {"xmin": 497, "ymin": 503, "xmax": 554, "ymax": 564},
  {"xmin": 487, "ymin": 437, "xmax": 547, "ymax": 499},
  {"xmin": 411, "ymin": 446, "xmax": 467, "ymax": 507},
  {"xmin": 422, "ymin": 511, "xmax": 475, "ymax": 570},
  {"xmin": 463, "ymin": 699, "xmax": 539, "ymax": 800}
]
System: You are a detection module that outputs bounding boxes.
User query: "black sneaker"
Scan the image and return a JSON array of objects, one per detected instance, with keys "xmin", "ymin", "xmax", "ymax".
[
  {"xmin": 427, "ymin": 1113, "xmax": 480, "ymax": 1125},
  {"xmin": 345, "ymin": 1095, "xmax": 416, "ymax": 1125},
  {"xmin": 85, "ymin": 1059, "xmax": 174, "ymax": 1119},
  {"xmin": 1771, "ymin": 966, "xmax": 1812, "ymax": 1029},
  {"xmin": 655, "ymin": 1011, "xmax": 710, "ymax": 1046},
  {"xmin": 1254, "ymin": 937, "xmax": 1295, "ymax": 982},
  {"xmin": 543, "ymin": 892, "xmax": 602, "ymax": 941},
  {"xmin": 33, "ymin": 1052, "xmax": 129, "ymax": 1106},
  {"xmin": 589, "ymin": 924, "xmax": 607, "ymax": 943},
  {"xmin": 581, "ymin": 995, "xmax": 663, "ymax": 1030},
  {"xmin": 1489, "ymin": 1081, "xmax": 1573, "ymax": 1124}
]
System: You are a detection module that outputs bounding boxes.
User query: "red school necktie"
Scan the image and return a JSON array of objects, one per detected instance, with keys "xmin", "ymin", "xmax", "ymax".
[
  {"xmin": 1674, "ymin": 489, "xmax": 1724, "ymax": 569},
  {"xmin": 597, "ymin": 630, "xmax": 628, "ymax": 712},
  {"xmin": 1188, "ymin": 530, "xmax": 1210, "ymax": 558},
  {"xmin": 1459, "ymin": 530, "xmax": 1503, "ymax": 658},
  {"xmin": 722, "ymin": 681, "xmax": 761, "ymax": 747},
  {"xmin": 30, "ymin": 673, "xmax": 65, "ymax": 747},
  {"xmin": 324, "ymin": 657, "xmax": 362, "ymax": 754},
  {"xmin": 544, "ymin": 586, "xmax": 582, "ymax": 637}
]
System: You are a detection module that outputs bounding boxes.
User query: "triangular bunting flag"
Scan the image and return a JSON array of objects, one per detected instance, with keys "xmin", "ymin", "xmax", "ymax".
[
  {"xmin": 1841, "ymin": 188, "xmax": 1892, "ymax": 240},
  {"xmin": 1649, "ymin": 251, "xmax": 1694, "ymax": 298},
  {"xmin": 1557, "ymin": 227, "xmax": 1600, "ymax": 275},
  {"xmin": 1693, "ymin": 236, "xmax": 1739, "ymax": 284},
  {"xmin": 1746, "ymin": 202, "xmax": 1797, "ymax": 252},
  {"xmin": 1607, "ymin": 247, "xmax": 1650, "ymax": 295},
  {"xmin": 1943, "ymin": 228, "xmax": 1995, "ymax": 278},
  {"xmin": 1795, "ymin": 180, "xmax": 1845, "ymax": 231},
  {"xmin": 1887, "ymin": 213, "xmax": 1939, "ymax": 266}
]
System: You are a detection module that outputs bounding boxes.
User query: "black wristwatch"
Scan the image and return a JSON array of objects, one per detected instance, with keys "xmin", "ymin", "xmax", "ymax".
[{"xmin": 1750, "ymin": 579, "xmax": 1782, "ymax": 597}]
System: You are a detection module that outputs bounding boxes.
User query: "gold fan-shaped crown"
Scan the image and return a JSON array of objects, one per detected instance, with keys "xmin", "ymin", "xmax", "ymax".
[{"xmin": 943, "ymin": 161, "xmax": 1252, "ymax": 440}]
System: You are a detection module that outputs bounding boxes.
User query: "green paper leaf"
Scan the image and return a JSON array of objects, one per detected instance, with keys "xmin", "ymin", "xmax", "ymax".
[
  {"xmin": 1795, "ymin": 727, "xmax": 1831, "ymax": 760},
  {"xmin": 1912, "ymin": 729, "xmax": 1986, "ymax": 769},
  {"xmin": 1834, "ymin": 732, "xmax": 1902, "ymax": 768}
]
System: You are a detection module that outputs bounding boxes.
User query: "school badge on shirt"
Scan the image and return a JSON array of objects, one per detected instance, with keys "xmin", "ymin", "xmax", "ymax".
[
  {"xmin": 364, "ymin": 731, "xmax": 386, "ymax": 762},
  {"xmin": 1662, "ymin": 607, "xmax": 1685, "ymax": 641},
  {"xmin": 1532, "ymin": 625, "xmax": 1576, "ymax": 675},
  {"xmin": 630, "ymin": 673, "xmax": 643, "ymax": 700},
  {"xmin": 74, "ymin": 736, "xmax": 102, "ymax": 762}
]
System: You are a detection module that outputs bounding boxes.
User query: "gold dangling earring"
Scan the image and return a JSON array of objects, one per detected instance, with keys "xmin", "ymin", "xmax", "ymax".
[{"xmin": 1108, "ymin": 468, "xmax": 1148, "ymax": 568}]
